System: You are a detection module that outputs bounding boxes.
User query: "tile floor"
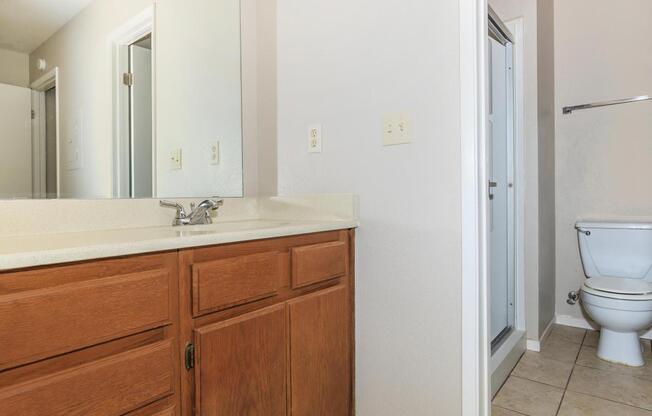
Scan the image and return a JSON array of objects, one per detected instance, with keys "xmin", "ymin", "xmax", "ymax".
[{"xmin": 493, "ymin": 325, "xmax": 652, "ymax": 416}]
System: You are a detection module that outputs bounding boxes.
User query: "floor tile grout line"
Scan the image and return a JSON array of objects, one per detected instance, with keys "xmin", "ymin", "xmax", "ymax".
[
  {"xmin": 554, "ymin": 354, "xmax": 579, "ymax": 416},
  {"xmin": 568, "ymin": 340, "xmax": 652, "ymax": 413},
  {"xmin": 509, "ymin": 374, "xmax": 567, "ymax": 390},
  {"xmin": 573, "ymin": 361, "xmax": 652, "ymax": 383},
  {"xmin": 492, "ymin": 403, "xmax": 529, "ymax": 416},
  {"xmin": 563, "ymin": 387, "xmax": 652, "ymax": 412}
]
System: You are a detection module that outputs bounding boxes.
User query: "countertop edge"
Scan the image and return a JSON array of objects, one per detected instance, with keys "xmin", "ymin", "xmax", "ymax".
[{"xmin": 0, "ymin": 220, "xmax": 359, "ymax": 272}]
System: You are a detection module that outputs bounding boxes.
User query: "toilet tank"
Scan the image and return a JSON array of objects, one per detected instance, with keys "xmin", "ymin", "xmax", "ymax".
[{"xmin": 576, "ymin": 220, "xmax": 652, "ymax": 281}]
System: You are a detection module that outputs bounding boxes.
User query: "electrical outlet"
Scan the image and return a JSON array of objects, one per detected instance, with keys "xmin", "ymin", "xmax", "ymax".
[
  {"xmin": 170, "ymin": 148, "xmax": 182, "ymax": 170},
  {"xmin": 308, "ymin": 124, "xmax": 322, "ymax": 153},
  {"xmin": 383, "ymin": 113, "xmax": 411, "ymax": 146},
  {"xmin": 210, "ymin": 141, "xmax": 220, "ymax": 165}
]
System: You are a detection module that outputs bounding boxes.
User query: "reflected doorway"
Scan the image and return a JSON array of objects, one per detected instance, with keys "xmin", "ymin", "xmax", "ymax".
[{"xmin": 128, "ymin": 34, "xmax": 153, "ymax": 198}]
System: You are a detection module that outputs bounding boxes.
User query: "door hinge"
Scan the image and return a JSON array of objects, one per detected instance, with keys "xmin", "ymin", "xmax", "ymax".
[
  {"xmin": 184, "ymin": 343, "xmax": 195, "ymax": 370},
  {"xmin": 123, "ymin": 72, "xmax": 134, "ymax": 86},
  {"xmin": 31, "ymin": 110, "xmax": 35, "ymax": 119}
]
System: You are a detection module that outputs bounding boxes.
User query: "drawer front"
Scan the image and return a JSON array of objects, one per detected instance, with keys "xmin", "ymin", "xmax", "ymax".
[
  {"xmin": 0, "ymin": 269, "xmax": 171, "ymax": 368},
  {"xmin": 291, "ymin": 241, "xmax": 348, "ymax": 289},
  {"xmin": 192, "ymin": 251, "xmax": 281, "ymax": 317},
  {"xmin": 0, "ymin": 340, "xmax": 174, "ymax": 416}
]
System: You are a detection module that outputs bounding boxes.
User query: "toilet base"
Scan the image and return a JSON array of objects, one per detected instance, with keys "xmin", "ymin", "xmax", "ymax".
[{"xmin": 597, "ymin": 329, "xmax": 645, "ymax": 367}]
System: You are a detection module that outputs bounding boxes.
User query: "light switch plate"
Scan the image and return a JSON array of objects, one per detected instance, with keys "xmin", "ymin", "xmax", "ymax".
[
  {"xmin": 383, "ymin": 113, "xmax": 411, "ymax": 146},
  {"xmin": 210, "ymin": 141, "xmax": 220, "ymax": 165},
  {"xmin": 308, "ymin": 124, "xmax": 322, "ymax": 153},
  {"xmin": 170, "ymin": 148, "xmax": 182, "ymax": 170}
]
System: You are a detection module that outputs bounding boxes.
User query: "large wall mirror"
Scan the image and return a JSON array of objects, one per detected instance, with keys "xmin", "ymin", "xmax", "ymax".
[{"xmin": 0, "ymin": 0, "xmax": 269, "ymax": 199}]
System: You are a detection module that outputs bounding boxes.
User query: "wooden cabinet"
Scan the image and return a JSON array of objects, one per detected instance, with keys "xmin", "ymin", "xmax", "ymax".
[
  {"xmin": 194, "ymin": 305, "xmax": 287, "ymax": 416},
  {"xmin": 182, "ymin": 229, "xmax": 354, "ymax": 416},
  {"xmin": 0, "ymin": 252, "xmax": 180, "ymax": 416},
  {"xmin": 288, "ymin": 286, "xmax": 351, "ymax": 416},
  {"xmin": 0, "ymin": 229, "xmax": 354, "ymax": 415}
]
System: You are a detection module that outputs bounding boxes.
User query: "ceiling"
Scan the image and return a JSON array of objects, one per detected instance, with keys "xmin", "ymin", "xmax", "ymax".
[{"xmin": 0, "ymin": 0, "xmax": 93, "ymax": 53}]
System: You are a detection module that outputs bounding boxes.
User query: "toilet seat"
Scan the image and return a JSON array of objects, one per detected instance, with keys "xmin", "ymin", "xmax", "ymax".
[{"xmin": 582, "ymin": 277, "xmax": 652, "ymax": 301}]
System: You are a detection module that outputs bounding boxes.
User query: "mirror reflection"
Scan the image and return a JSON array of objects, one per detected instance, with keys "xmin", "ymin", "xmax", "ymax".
[{"xmin": 0, "ymin": 0, "xmax": 244, "ymax": 199}]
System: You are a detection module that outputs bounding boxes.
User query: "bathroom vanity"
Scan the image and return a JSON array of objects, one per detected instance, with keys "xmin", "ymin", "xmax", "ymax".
[{"xmin": 0, "ymin": 216, "xmax": 356, "ymax": 416}]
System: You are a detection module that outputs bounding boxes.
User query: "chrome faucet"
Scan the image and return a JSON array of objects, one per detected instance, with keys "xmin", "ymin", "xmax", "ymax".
[{"xmin": 160, "ymin": 199, "xmax": 224, "ymax": 226}]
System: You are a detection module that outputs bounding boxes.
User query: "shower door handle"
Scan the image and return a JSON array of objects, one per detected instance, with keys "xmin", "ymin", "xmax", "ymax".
[{"xmin": 488, "ymin": 181, "xmax": 498, "ymax": 200}]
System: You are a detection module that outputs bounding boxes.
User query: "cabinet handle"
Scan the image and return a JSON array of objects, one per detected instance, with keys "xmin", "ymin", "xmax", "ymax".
[{"xmin": 185, "ymin": 343, "xmax": 195, "ymax": 370}]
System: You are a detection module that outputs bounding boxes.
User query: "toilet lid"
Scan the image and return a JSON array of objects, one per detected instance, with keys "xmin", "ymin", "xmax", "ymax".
[{"xmin": 585, "ymin": 276, "xmax": 652, "ymax": 295}]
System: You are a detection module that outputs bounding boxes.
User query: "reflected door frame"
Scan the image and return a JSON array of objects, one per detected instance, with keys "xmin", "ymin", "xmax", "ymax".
[
  {"xmin": 110, "ymin": 6, "xmax": 155, "ymax": 199},
  {"xmin": 31, "ymin": 67, "xmax": 60, "ymax": 199}
]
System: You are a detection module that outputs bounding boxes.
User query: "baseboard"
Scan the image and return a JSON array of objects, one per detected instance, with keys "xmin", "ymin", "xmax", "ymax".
[
  {"xmin": 556, "ymin": 314, "xmax": 652, "ymax": 340},
  {"xmin": 525, "ymin": 318, "xmax": 555, "ymax": 352}
]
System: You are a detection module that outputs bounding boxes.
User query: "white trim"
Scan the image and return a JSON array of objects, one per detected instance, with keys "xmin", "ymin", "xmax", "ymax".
[
  {"xmin": 460, "ymin": 0, "xmax": 489, "ymax": 415},
  {"xmin": 526, "ymin": 317, "xmax": 555, "ymax": 352},
  {"xmin": 505, "ymin": 18, "xmax": 526, "ymax": 334},
  {"xmin": 109, "ymin": 6, "xmax": 155, "ymax": 198},
  {"xmin": 30, "ymin": 68, "xmax": 60, "ymax": 198}
]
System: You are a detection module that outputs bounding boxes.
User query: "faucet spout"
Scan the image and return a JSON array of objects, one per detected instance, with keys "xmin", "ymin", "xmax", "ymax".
[{"xmin": 187, "ymin": 199, "xmax": 224, "ymax": 225}]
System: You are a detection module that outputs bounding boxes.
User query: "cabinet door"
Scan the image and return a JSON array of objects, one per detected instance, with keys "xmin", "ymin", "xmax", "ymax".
[
  {"xmin": 289, "ymin": 286, "xmax": 351, "ymax": 415},
  {"xmin": 194, "ymin": 304, "xmax": 287, "ymax": 416}
]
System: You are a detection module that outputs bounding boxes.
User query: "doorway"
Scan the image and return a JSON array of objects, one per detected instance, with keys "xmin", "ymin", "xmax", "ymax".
[
  {"xmin": 111, "ymin": 6, "xmax": 154, "ymax": 199},
  {"xmin": 128, "ymin": 34, "xmax": 153, "ymax": 198},
  {"xmin": 487, "ymin": 8, "xmax": 526, "ymax": 398},
  {"xmin": 31, "ymin": 67, "xmax": 60, "ymax": 199},
  {"xmin": 488, "ymin": 26, "xmax": 515, "ymax": 351}
]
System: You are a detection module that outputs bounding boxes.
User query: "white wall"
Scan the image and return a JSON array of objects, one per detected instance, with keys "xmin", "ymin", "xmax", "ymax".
[
  {"xmin": 554, "ymin": 0, "xmax": 652, "ymax": 319},
  {"xmin": 28, "ymin": 0, "xmax": 276, "ymax": 199},
  {"xmin": 0, "ymin": 48, "xmax": 29, "ymax": 87},
  {"xmin": 156, "ymin": 0, "xmax": 243, "ymax": 198},
  {"xmin": 276, "ymin": 0, "xmax": 462, "ymax": 414}
]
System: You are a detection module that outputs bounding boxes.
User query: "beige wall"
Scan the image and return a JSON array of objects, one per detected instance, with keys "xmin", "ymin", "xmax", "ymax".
[
  {"xmin": 536, "ymin": 0, "xmax": 556, "ymax": 337},
  {"xmin": 554, "ymin": 0, "xmax": 652, "ymax": 319},
  {"xmin": 0, "ymin": 48, "xmax": 29, "ymax": 87},
  {"xmin": 276, "ymin": 0, "xmax": 461, "ymax": 413},
  {"xmin": 28, "ymin": 0, "xmax": 276, "ymax": 199}
]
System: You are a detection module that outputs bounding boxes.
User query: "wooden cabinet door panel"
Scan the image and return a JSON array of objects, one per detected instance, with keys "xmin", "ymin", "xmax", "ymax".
[
  {"xmin": 0, "ymin": 269, "xmax": 171, "ymax": 368},
  {"xmin": 0, "ymin": 340, "xmax": 174, "ymax": 416},
  {"xmin": 195, "ymin": 304, "xmax": 287, "ymax": 416},
  {"xmin": 291, "ymin": 241, "xmax": 348, "ymax": 289},
  {"xmin": 289, "ymin": 286, "xmax": 351, "ymax": 416},
  {"xmin": 192, "ymin": 251, "xmax": 281, "ymax": 316}
]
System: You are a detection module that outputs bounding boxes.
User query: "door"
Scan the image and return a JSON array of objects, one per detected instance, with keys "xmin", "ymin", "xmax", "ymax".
[
  {"xmin": 129, "ymin": 35, "xmax": 153, "ymax": 198},
  {"xmin": 0, "ymin": 83, "xmax": 31, "ymax": 198},
  {"xmin": 488, "ymin": 36, "xmax": 515, "ymax": 346},
  {"xmin": 45, "ymin": 87, "xmax": 58, "ymax": 199},
  {"xmin": 193, "ymin": 305, "xmax": 287, "ymax": 416},
  {"xmin": 288, "ymin": 286, "xmax": 351, "ymax": 416}
]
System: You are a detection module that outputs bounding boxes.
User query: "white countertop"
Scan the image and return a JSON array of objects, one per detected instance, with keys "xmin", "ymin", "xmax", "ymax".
[{"xmin": 0, "ymin": 218, "xmax": 358, "ymax": 271}]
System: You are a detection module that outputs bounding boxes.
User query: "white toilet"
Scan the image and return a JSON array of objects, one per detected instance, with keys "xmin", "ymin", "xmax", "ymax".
[{"xmin": 576, "ymin": 220, "xmax": 652, "ymax": 367}]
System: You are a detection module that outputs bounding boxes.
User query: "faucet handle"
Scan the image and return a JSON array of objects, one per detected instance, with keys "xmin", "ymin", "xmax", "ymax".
[
  {"xmin": 210, "ymin": 198, "xmax": 224, "ymax": 210},
  {"xmin": 160, "ymin": 200, "xmax": 187, "ymax": 218}
]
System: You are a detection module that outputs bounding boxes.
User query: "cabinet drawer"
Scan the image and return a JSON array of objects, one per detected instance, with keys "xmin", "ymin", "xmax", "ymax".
[
  {"xmin": 192, "ymin": 251, "xmax": 281, "ymax": 316},
  {"xmin": 0, "ymin": 340, "xmax": 175, "ymax": 416},
  {"xmin": 291, "ymin": 241, "xmax": 348, "ymax": 289},
  {"xmin": 0, "ymin": 268, "xmax": 172, "ymax": 368}
]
